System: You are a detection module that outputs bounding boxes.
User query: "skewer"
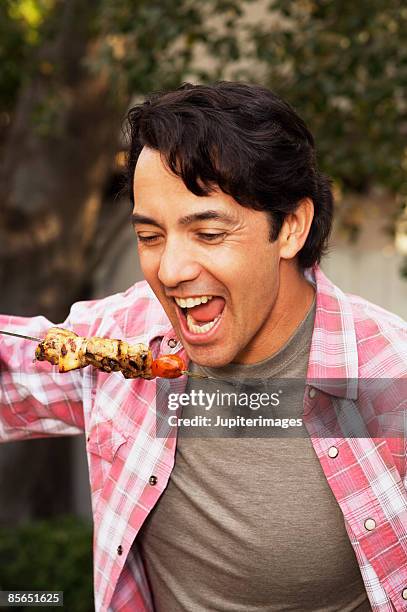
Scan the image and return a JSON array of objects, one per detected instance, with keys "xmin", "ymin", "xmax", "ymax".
[
  {"xmin": 181, "ymin": 370, "xmax": 216, "ymax": 380},
  {"xmin": 0, "ymin": 329, "xmax": 217, "ymax": 381},
  {"xmin": 0, "ymin": 330, "xmax": 42, "ymax": 342}
]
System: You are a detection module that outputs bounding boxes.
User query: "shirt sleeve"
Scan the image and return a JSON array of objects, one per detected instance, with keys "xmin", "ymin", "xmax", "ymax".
[{"xmin": 0, "ymin": 305, "xmax": 89, "ymax": 442}]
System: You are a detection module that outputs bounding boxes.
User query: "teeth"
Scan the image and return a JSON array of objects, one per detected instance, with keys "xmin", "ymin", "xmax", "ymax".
[
  {"xmin": 174, "ymin": 295, "xmax": 213, "ymax": 308},
  {"xmin": 186, "ymin": 312, "xmax": 220, "ymax": 334}
]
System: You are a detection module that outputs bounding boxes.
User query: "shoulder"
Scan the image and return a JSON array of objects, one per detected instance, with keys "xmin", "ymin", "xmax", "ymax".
[
  {"xmin": 346, "ymin": 292, "xmax": 407, "ymax": 377},
  {"xmin": 347, "ymin": 291, "xmax": 406, "ymax": 336},
  {"xmin": 68, "ymin": 280, "xmax": 170, "ymax": 338}
]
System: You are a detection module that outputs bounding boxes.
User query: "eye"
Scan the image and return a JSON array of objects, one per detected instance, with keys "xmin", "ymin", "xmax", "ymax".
[
  {"xmin": 197, "ymin": 232, "xmax": 227, "ymax": 243},
  {"xmin": 136, "ymin": 234, "xmax": 161, "ymax": 244}
]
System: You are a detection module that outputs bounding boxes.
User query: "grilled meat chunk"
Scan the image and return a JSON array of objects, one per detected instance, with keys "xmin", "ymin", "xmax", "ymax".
[
  {"xmin": 35, "ymin": 327, "xmax": 86, "ymax": 372},
  {"xmin": 35, "ymin": 327, "xmax": 153, "ymax": 378}
]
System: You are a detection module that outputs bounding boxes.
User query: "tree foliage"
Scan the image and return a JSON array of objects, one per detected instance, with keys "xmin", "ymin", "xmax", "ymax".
[
  {"xmin": 2, "ymin": 0, "xmax": 406, "ymax": 201},
  {"xmin": 0, "ymin": 515, "xmax": 93, "ymax": 611},
  {"xmin": 238, "ymin": 0, "xmax": 407, "ymax": 202}
]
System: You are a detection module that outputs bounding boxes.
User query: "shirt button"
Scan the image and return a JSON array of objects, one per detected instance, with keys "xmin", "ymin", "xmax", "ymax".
[
  {"xmin": 117, "ymin": 545, "xmax": 123, "ymax": 555},
  {"xmin": 328, "ymin": 446, "xmax": 339, "ymax": 458},
  {"xmin": 149, "ymin": 475, "xmax": 158, "ymax": 486},
  {"xmin": 364, "ymin": 518, "xmax": 376, "ymax": 531},
  {"xmin": 402, "ymin": 588, "xmax": 407, "ymax": 600},
  {"xmin": 308, "ymin": 387, "xmax": 317, "ymax": 399},
  {"xmin": 167, "ymin": 338, "xmax": 177, "ymax": 348}
]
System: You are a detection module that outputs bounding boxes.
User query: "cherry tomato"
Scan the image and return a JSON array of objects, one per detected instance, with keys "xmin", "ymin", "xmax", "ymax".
[{"xmin": 151, "ymin": 354, "xmax": 185, "ymax": 379}]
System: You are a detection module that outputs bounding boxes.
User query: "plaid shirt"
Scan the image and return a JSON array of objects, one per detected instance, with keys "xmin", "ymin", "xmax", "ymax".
[{"xmin": 1, "ymin": 265, "xmax": 407, "ymax": 611}]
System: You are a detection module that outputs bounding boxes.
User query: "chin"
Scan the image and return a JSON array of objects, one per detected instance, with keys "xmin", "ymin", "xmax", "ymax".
[{"xmin": 185, "ymin": 345, "xmax": 235, "ymax": 368}]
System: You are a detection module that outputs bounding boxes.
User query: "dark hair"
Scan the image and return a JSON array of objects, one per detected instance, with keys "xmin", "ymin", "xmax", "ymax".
[{"xmin": 126, "ymin": 81, "xmax": 333, "ymax": 269}]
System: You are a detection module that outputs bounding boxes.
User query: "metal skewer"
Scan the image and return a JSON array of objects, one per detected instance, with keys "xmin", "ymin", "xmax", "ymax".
[
  {"xmin": 181, "ymin": 369, "xmax": 218, "ymax": 381},
  {"xmin": 0, "ymin": 330, "xmax": 42, "ymax": 342}
]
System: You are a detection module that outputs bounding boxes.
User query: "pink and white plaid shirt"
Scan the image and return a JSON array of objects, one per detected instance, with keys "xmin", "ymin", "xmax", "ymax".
[{"xmin": 1, "ymin": 265, "xmax": 407, "ymax": 611}]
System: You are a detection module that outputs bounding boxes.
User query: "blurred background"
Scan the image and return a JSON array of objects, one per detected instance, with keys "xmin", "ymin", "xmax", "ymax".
[{"xmin": 0, "ymin": 0, "xmax": 406, "ymax": 609}]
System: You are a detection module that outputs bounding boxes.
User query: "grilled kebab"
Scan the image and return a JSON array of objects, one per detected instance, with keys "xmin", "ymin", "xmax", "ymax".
[{"xmin": 35, "ymin": 327, "xmax": 154, "ymax": 378}]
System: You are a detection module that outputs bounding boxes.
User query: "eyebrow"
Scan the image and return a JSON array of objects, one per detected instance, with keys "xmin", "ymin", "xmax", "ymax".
[
  {"xmin": 131, "ymin": 209, "xmax": 236, "ymax": 228},
  {"xmin": 131, "ymin": 212, "xmax": 165, "ymax": 230}
]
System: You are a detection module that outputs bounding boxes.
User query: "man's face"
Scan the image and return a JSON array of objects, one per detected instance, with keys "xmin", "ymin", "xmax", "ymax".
[{"xmin": 132, "ymin": 147, "xmax": 283, "ymax": 367}]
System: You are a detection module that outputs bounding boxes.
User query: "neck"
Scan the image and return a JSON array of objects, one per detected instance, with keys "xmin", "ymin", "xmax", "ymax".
[{"xmin": 234, "ymin": 260, "xmax": 315, "ymax": 364}]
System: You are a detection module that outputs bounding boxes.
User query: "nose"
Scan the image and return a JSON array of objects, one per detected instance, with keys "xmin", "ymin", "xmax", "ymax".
[{"xmin": 157, "ymin": 236, "xmax": 201, "ymax": 288}]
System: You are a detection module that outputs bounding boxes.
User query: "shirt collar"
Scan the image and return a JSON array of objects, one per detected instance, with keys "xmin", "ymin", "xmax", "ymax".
[
  {"xmin": 306, "ymin": 265, "xmax": 359, "ymax": 400},
  {"xmin": 148, "ymin": 264, "xmax": 359, "ymax": 400}
]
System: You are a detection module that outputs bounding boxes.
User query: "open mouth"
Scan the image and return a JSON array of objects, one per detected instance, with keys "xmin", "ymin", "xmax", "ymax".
[{"xmin": 174, "ymin": 295, "xmax": 226, "ymax": 336}]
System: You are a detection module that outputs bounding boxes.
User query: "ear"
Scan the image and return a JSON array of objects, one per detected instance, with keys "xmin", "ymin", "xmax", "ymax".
[{"xmin": 278, "ymin": 198, "xmax": 314, "ymax": 260}]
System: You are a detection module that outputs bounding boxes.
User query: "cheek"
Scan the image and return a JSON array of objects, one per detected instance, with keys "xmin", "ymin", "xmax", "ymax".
[
  {"xmin": 237, "ymin": 250, "xmax": 279, "ymax": 304},
  {"xmin": 243, "ymin": 241, "xmax": 278, "ymax": 276},
  {"xmin": 205, "ymin": 243, "xmax": 277, "ymax": 300},
  {"xmin": 138, "ymin": 249, "xmax": 158, "ymax": 280}
]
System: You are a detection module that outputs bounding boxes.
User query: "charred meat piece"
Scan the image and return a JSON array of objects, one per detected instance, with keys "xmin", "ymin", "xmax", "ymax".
[
  {"xmin": 84, "ymin": 337, "xmax": 152, "ymax": 378},
  {"xmin": 35, "ymin": 327, "xmax": 86, "ymax": 372},
  {"xmin": 85, "ymin": 337, "xmax": 123, "ymax": 373},
  {"xmin": 35, "ymin": 328, "xmax": 153, "ymax": 378},
  {"xmin": 119, "ymin": 341, "xmax": 153, "ymax": 379}
]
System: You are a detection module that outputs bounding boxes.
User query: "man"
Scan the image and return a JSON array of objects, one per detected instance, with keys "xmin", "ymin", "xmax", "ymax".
[{"xmin": 1, "ymin": 82, "xmax": 406, "ymax": 611}]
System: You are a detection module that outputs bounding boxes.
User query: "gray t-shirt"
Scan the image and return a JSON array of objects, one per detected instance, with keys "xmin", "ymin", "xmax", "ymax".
[{"xmin": 137, "ymin": 297, "xmax": 371, "ymax": 611}]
